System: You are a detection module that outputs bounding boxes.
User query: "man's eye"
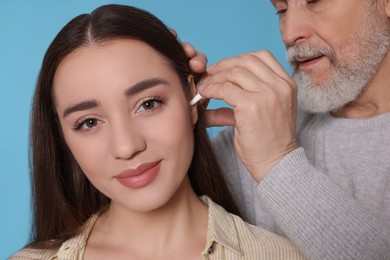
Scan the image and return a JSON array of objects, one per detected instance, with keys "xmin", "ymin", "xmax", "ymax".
[{"xmin": 276, "ymin": 8, "xmax": 287, "ymax": 16}]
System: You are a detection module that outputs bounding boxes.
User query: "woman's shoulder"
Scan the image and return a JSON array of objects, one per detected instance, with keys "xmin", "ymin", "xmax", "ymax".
[
  {"xmin": 9, "ymin": 214, "xmax": 100, "ymax": 260},
  {"xmin": 9, "ymin": 247, "xmax": 58, "ymax": 260},
  {"xmin": 235, "ymin": 216, "xmax": 304, "ymax": 255},
  {"xmin": 230, "ymin": 210, "xmax": 306, "ymax": 259},
  {"xmin": 202, "ymin": 196, "xmax": 306, "ymax": 259}
]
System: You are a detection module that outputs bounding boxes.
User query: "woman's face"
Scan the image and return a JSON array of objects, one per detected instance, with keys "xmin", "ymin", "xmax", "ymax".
[{"xmin": 53, "ymin": 39, "xmax": 197, "ymax": 212}]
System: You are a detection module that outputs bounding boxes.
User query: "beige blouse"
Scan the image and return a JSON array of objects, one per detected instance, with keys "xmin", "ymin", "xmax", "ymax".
[{"xmin": 10, "ymin": 196, "xmax": 305, "ymax": 259}]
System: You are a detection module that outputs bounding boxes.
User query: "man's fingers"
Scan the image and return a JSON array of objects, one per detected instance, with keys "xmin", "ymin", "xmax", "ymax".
[
  {"xmin": 204, "ymin": 107, "xmax": 235, "ymax": 127},
  {"xmin": 190, "ymin": 57, "xmax": 207, "ymax": 73},
  {"xmin": 200, "ymin": 66, "xmax": 266, "ymax": 93},
  {"xmin": 190, "ymin": 51, "xmax": 208, "ymax": 73},
  {"xmin": 169, "ymin": 28, "xmax": 178, "ymax": 38},
  {"xmin": 208, "ymin": 51, "xmax": 293, "ymax": 87},
  {"xmin": 200, "ymin": 81, "xmax": 247, "ymax": 109},
  {"xmin": 181, "ymin": 42, "xmax": 208, "ymax": 73},
  {"xmin": 250, "ymin": 51, "xmax": 295, "ymax": 86},
  {"xmin": 181, "ymin": 42, "xmax": 196, "ymax": 57}
]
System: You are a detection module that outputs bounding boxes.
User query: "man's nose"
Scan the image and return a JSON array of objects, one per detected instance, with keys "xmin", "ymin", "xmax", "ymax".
[{"xmin": 280, "ymin": 5, "xmax": 313, "ymax": 48}]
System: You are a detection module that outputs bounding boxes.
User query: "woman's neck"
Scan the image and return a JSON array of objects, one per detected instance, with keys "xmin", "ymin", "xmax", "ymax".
[{"xmin": 85, "ymin": 179, "xmax": 208, "ymax": 259}]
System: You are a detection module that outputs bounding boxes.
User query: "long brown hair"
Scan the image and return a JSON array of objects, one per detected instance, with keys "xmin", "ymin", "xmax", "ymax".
[{"xmin": 29, "ymin": 4, "xmax": 239, "ymax": 249}]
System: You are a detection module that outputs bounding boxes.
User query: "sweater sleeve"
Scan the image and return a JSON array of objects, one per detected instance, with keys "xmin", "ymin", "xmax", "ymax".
[{"xmin": 257, "ymin": 147, "xmax": 390, "ymax": 260}]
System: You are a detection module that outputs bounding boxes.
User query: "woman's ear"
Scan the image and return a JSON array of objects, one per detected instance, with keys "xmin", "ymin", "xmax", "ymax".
[{"xmin": 187, "ymin": 75, "xmax": 198, "ymax": 127}]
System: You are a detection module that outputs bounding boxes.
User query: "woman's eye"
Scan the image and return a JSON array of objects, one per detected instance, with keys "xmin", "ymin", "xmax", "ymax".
[
  {"xmin": 84, "ymin": 118, "xmax": 98, "ymax": 128},
  {"xmin": 141, "ymin": 100, "xmax": 156, "ymax": 110},
  {"xmin": 73, "ymin": 117, "xmax": 101, "ymax": 131},
  {"xmin": 137, "ymin": 98, "xmax": 164, "ymax": 112}
]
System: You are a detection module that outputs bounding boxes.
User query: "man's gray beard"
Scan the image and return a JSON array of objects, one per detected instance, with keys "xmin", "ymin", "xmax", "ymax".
[{"xmin": 288, "ymin": 6, "xmax": 390, "ymax": 113}]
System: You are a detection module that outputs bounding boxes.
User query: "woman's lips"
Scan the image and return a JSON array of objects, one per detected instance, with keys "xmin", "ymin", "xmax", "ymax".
[{"xmin": 115, "ymin": 160, "xmax": 161, "ymax": 189}]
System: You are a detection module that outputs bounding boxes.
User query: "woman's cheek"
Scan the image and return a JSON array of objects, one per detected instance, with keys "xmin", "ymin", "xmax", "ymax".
[{"xmin": 136, "ymin": 105, "xmax": 193, "ymax": 148}]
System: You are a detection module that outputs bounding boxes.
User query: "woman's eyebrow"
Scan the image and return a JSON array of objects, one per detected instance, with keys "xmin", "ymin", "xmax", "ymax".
[
  {"xmin": 125, "ymin": 78, "xmax": 169, "ymax": 96},
  {"xmin": 63, "ymin": 100, "xmax": 99, "ymax": 118},
  {"xmin": 62, "ymin": 78, "xmax": 169, "ymax": 118}
]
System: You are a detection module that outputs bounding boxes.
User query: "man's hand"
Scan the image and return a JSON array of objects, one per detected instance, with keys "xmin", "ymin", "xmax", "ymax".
[
  {"xmin": 181, "ymin": 42, "xmax": 208, "ymax": 74},
  {"xmin": 172, "ymin": 28, "xmax": 207, "ymax": 73},
  {"xmin": 198, "ymin": 51, "xmax": 299, "ymax": 181}
]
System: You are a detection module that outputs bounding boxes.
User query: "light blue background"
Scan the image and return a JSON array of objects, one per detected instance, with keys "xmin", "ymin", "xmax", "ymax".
[{"xmin": 0, "ymin": 1, "xmax": 288, "ymax": 258}]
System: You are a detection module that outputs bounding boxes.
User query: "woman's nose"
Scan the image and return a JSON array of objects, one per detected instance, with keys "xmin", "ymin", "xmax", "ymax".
[{"xmin": 110, "ymin": 121, "xmax": 146, "ymax": 160}]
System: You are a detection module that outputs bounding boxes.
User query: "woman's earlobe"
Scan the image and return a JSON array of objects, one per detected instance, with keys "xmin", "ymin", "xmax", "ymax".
[{"xmin": 191, "ymin": 108, "xmax": 198, "ymax": 130}]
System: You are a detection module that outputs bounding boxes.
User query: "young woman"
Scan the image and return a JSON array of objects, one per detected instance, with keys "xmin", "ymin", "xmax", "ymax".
[{"xmin": 11, "ymin": 4, "xmax": 305, "ymax": 259}]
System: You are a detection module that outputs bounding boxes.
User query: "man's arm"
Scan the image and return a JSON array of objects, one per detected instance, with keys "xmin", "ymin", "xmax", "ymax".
[
  {"xmin": 213, "ymin": 128, "xmax": 390, "ymax": 259},
  {"xmin": 182, "ymin": 43, "xmax": 390, "ymax": 259},
  {"xmin": 258, "ymin": 148, "xmax": 390, "ymax": 260}
]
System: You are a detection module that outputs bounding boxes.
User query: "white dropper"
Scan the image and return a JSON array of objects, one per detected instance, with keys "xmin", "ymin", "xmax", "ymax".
[{"xmin": 189, "ymin": 91, "xmax": 204, "ymax": 106}]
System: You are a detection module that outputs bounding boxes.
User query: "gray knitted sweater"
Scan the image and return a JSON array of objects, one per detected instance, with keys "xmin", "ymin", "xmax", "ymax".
[{"xmin": 212, "ymin": 110, "xmax": 390, "ymax": 260}]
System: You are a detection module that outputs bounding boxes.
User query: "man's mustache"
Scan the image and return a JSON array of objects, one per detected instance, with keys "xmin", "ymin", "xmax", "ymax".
[{"xmin": 286, "ymin": 44, "xmax": 334, "ymax": 71}]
